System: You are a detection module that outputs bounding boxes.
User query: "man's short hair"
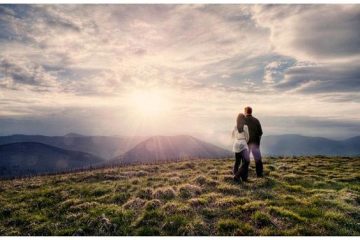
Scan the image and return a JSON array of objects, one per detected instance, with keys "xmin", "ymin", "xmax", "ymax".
[{"xmin": 244, "ymin": 106, "xmax": 252, "ymax": 115}]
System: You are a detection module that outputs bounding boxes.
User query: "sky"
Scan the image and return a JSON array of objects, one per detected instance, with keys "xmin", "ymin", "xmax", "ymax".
[{"xmin": 0, "ymin": 4, "xmax": 359, "ymax": 146}]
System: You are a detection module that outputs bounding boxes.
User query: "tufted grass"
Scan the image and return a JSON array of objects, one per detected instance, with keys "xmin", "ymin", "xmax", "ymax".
[{"xmin": 0, "ymin": 156, "xmax": 359, "ymax": 236}]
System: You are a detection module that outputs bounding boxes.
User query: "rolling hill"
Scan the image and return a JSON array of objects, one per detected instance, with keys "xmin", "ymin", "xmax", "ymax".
[
  {"xmin": 113, "ymin": 135, "xmax": 232, "ymax": 164},
  {"xmin": 0, "ymin": 134, "xmax": 146, "ymax": 159},
  {"xmin": 1, "ymin": 134, "xmax": 359, "ymax": 162},
  {"xmin": 261, "ymin": 134, "xmax": 360, "ymax": 156},
  {"xmin": 0, "ymin": 133, "xmax": 359, "ymax": 179},
  {"xmin": 0, "ymin": 142, "xmax": 104, "ymax": 178}
]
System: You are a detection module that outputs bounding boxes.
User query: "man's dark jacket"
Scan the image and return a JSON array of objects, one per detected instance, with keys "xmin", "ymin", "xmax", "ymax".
[{"xmin": 245, "ymin": 115, "xmax": 263, "ymax": 145}]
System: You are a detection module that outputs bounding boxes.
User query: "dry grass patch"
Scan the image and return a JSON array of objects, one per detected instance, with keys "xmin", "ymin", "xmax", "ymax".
[
  {"xmin": 269, "ymin": 206, "xmax": 306, "ymax": 222},
  {"xmin": 153, "ymin": 187, "xmax": 176, "ymax": 200},
  {"xmin": 188, "ymin": 197, "xmax": 208, "ymax": 208},
  {"xmin": 69, "ymin": 202, "xmax": 100, "ymax": 212},
  {"xmin": 123, "ymin": 198, "xmax": 146, "ymax": 210},
  {"xmin": 136, "ymin": 188, "xmax": 153, "ymax": 200},
  {"xmin": 217, "ymin": 219, "xmax": 254, "ymax": 236},
  {"xmin": 214, "ymin": 196, "xmax": 250, "ymax": 208},
  {"xmin": 145, "ymin": 199, "xmax": 162, "ymax": 211},
  {"xmin": 209, "ymin": 169, "xmax": 219, "ymax": 175},
  {"xmin": 162, "ymin": 202, "xmax": 194, "ymax": 216},
  {"xmin": 169, "ymin": 177, "xmax": 181, "ymax": 184},
  {"xmin": 178, "ymin": 184, "xmax": 202, "ymax": 199},
  {"xmin": 217, "ymin": 183, "xmax": 241, "ymax": 195}
]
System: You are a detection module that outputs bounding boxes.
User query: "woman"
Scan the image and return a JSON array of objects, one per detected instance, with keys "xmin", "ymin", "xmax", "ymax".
[{"xmin": 232, "ymin": 113, "xmax": 250, "ymax": 182}]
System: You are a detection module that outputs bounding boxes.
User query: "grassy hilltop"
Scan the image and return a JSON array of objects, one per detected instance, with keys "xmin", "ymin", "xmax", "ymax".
[{"xmin": 0, "ymin": 156, "xmax": 359, "ymax": 236}]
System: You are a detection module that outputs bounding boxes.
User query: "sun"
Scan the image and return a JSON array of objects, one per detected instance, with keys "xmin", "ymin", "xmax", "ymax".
[{"xmin": 126, "ymin": 88, "xmax": 171, "ymax": 119}]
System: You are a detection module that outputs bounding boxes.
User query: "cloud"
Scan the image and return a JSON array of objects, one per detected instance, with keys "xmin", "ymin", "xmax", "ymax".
[
  {"xmin": 251, "ymin": 5, "xmax": 360, "ymax": 99},
  {"xmin": 0, "ymin": 4, "xmax": 359, "ymax": 138},
  {"xmin": 275, "ymin": 62, "xmax": 360, "ymax": 94},
  {"xmin": 2, "ymin": 5, "xmax": 359, "ymax": 96},
  {"xmin": 263, "ymin": 59, "xmax": 295, "ymax": 84},
  {"xmin": 0, "ymin": 5, "xmax": 271, "ymax": 96},
  {"xmin": 0, "ymin": 57, "xmax": 59, "ymax": 91},
  {"xmin": 252, "ymin": 5, "xmax": 360, "ymax": 61},
  {"xmin": 318, "ymin": 92, "xmax": 360, "ymax": 103}
]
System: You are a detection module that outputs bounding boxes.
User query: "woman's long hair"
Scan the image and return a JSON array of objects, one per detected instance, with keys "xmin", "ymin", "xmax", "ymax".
[{"xmin": 237, "ymin": 113, "xmax": 246, "ymax": 133}]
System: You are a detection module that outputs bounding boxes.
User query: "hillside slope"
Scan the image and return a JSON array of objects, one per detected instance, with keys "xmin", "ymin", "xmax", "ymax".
[
  {"xmin": 0, "ymin": 142, "xmax": 104, "ymax": 178},
  {"xmin": 0, "ymin": 156, "xmax": 359, "ymax": 236},
  {"xmin": 113, "ymin": 135, "xmax": 232, "ymax": 164}
]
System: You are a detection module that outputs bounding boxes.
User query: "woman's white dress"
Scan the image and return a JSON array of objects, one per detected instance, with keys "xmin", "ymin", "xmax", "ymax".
[{"xmin": 232, "ymin": 125, "xmax": 250, "ymax": 153}]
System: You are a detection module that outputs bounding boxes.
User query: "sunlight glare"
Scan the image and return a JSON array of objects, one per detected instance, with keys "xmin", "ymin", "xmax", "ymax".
[{"xmin": 126, "ymin": 88, "xmax": 172, "ymax": 119}]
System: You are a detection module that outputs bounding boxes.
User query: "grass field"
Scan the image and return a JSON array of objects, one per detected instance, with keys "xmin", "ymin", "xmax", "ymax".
[{"xmin": 0, "ymin": 156, "xmax": 359, "ymax": 236}]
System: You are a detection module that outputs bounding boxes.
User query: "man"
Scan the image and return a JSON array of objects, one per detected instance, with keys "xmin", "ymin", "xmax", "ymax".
[{"xmin": 244, "ymin": 106, "xmax": 263, "ymax": 177}]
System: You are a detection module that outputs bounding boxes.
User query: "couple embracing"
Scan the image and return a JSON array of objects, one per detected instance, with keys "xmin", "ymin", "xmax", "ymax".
[{"xmin": 231, "ymin": 106, "xmax": 263, "ymax": 182}]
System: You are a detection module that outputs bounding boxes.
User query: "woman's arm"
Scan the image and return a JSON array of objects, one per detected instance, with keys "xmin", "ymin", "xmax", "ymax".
[{"xmin": 244, "ymin": 125, "xmax": 250, "ymax": 143}]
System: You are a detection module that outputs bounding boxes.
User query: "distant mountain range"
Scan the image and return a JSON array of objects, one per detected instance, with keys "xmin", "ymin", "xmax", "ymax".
[
  {"xmin": 0, "ymin": 134, "xmax": 145, "ymax": 159},
  {"xmin": 0, "ymin": 142, "xmax": 103, "ymax": 178},
  {"xmin": 112, "ymin": 135, "xmax": 232, "ymax": 164},
  {"xmin": 261, "ymin": 134, "xmax": 360, "ymax": 156},
  {"xmin": 0, "ymin": 134, "xmax": 232, "ymax": 178},
  {"xmin": 0, "ymin": 133, "xmax": 359, "ymax": 178}
]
